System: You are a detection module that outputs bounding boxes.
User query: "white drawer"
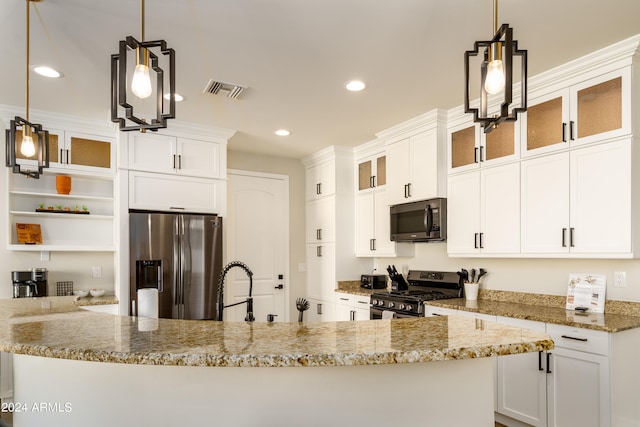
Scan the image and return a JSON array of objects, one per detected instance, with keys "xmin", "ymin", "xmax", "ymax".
[
  {"xmin": 424, "ymin": 305, "xmax": 458, "ymax": 317},
  {"xmin": 546, "ymin": 323, "xmax": 610, "ymax": 356},
  {"xmin": 496, "ymin": 315, "xmax": 546, "ymax": 332},
  {"xmin": 335, "ymin": 294, "xmax": 355, "ymax": 306},
  {"xmin": 354, "ymin": 296, "xmax": 370, "ymax": 309}
]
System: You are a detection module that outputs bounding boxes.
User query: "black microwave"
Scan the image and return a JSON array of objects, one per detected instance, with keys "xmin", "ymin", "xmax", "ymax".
[{"xmin": 390, "ymin": 198, "xmax": 446, "ymax": 242}]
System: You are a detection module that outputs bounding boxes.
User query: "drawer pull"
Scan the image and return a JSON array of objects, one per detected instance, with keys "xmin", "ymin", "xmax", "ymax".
[
  {"xmin": 432, "ymin": 313, "xmax": 442, "ymax": 316},
  {"xmin": 340, "ymin": 298, "xmax": 349, "ymax": 301},
  {"xmin": 560, "ymin": 335, "xmax": 588, "ymax": 342}
]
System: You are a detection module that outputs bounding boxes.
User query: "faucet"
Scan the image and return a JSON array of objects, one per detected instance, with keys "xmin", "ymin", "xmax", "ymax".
[{"xmin": 216, "ymin": 261, "xmax": 255, "ymax": 322}]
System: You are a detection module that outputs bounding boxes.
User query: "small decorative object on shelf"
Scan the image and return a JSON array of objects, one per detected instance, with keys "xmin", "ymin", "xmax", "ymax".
[
  {"xmin": 56, "ymin": 175, "xmax": 72, "ymax": 195},
  {"xmin": 16, "ymin": 223, "xmax": 42, "ymax": 244},
  {"xmin": 36, "ymin": 207, "xmax": 90, "ymax": 215}
]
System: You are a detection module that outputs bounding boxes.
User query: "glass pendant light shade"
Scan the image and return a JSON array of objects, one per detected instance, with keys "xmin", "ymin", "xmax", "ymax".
[
  {"xmin": 484, "ymin": 42, "xmax": 505, "ymax": 94},
  {"xmin": 20, "ymin": 131, "xmax": 36, "ymax": 157},
  {"xmin": 131, "ymin": 48, "xmax": 152, "ymax": 98}
]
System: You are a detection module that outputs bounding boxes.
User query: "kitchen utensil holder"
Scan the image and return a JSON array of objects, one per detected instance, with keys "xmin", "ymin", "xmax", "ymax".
[{"xmin": 464, "ymin": 282, "xmax": 479, "ymax": 301}]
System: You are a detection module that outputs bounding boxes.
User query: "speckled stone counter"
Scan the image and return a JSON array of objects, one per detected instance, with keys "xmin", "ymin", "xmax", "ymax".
[
  {"xmin": 0, "ymin": 296, "xmax": 552, "ymax": 367},
  {"xmin": 424, "ymin": 290, "xmax": 640, "ymax": 333},
  {"xmin": 336, "ymin": 280, "xmax": 378, "ymax": 296}
]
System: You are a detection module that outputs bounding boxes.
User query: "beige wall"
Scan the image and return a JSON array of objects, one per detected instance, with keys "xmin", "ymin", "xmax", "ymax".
[
  {"xmin": 227, "ymin": 150, "xmax": 307, "ymax": 317},
  {"xmin": 376, "ymin": 244, "xmax": 640, "ymax": 302}
]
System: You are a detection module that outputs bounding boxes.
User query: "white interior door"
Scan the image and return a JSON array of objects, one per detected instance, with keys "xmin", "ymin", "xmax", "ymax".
[{"xmin": 227, "ymin": 171, "xmax": 289, "ymax": 322}]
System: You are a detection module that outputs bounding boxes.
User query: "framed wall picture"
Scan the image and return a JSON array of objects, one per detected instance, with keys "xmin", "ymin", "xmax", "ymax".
[{"xmin": 16, "ymin": 223, "xmax": 43, "ymax": 244}]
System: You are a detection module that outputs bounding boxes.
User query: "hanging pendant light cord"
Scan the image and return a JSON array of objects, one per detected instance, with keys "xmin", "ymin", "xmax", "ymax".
[
  {"xmin": 140, "ymin": 0, "xmax": 145, "ymax": 42},
  {"xmin": 492, "ymin": 0, "xmax": 498, "ymax": 34},
  {"xmin": 25, "ymin": 0, "xmax": 30, "ymax": 122}
]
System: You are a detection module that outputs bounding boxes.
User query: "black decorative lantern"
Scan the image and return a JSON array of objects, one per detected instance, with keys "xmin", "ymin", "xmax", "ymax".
[
  {"xmin": 464, "ymin": 0, "xmax": 527, "ymax": 133},
  {"xmin": 110, "ymin": 0, "xmax": 175, "ymax": 132},
  {"xmin": 6, "ymin": 0, "xmax": 50, "ymax": 179}
]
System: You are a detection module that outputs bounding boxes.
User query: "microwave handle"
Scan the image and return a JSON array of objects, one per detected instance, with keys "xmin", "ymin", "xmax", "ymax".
[{"xmin": 424, "ymin": 206, "xmax": 433, "ymax": 234}]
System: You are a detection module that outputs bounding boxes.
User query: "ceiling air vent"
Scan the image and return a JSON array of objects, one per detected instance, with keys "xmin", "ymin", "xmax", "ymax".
[{"xmin": 203, "ymin": 79, "xmax": 247, "ymax": 99}]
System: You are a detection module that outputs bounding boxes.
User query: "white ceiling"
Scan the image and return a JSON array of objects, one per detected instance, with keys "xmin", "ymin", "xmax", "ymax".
[{"xmin": 1, "ymin": 0, "xmax": 640, "ymax": 159}]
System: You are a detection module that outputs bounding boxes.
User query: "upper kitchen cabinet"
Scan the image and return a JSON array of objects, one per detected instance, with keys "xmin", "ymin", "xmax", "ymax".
[
  {"xmin": 447, "ymin": 113, "xmax": 519, "ymax": 174},
  {"xmin": 521, "ymin": 139, "xmax": 633, "ymax": 257},
  {"xmin": 126, "ymin": 133, "xmax": 224, "ymax": 179},
  {"xmin": 13, "ymin": 127, "xmax": 115, "ymax": 175},
  {"xmin": 357, "ymin": 154, "xmax": 386, "ymax": 192},
  {"xmin": 382, "ymin": 111, "xmax": 447, "ymax": 206},
  {"xmin": 447, "ymin": 163, "xmax": 520, "ymax": 256},
  {"xmin": 522, "ymin": 67, "xmax": 632, "ymax": 158}
]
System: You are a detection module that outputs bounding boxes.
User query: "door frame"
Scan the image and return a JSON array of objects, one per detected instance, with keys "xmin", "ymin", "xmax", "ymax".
[{"xmin": 227, "ymin": 169, "xmax": 291, "ymax": 321}]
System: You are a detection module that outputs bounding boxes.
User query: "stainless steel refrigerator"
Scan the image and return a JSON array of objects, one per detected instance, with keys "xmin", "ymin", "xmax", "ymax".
[{"xmin": 129, "ymin": 210, "xmax": 223, "ymax": 320}]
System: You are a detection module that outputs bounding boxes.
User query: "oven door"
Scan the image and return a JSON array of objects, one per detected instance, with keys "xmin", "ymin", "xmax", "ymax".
[{"xmin": 370, "ymin": 307, "xmax": 418, "ymax": 319}]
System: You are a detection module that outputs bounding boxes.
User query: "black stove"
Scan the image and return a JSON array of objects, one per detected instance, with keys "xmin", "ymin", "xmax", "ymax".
[{"xmin": 370, "ymin": 270, "xmax": 463, "ymax": 318}]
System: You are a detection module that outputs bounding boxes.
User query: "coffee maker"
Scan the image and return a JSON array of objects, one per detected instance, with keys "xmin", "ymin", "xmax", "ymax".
[{"xmin": 12, "ymin": 268, "xmax": 48, "ymax": 298}]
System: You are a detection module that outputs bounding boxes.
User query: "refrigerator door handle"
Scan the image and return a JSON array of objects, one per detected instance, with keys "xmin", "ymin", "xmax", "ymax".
[{"xmin": 174, "ymin": 216, "xmax": 181, "ymax": 308}]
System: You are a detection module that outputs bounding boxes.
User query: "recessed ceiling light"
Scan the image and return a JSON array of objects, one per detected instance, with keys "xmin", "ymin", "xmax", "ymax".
[
  {"xmin": 345, "ymin": 80, "xmax": 366, "ymax": 91},
  {"xmin": 33, "ymin": 66, "xmax": 63, "ymax": 78},
  {"xmin": 275, "ymin": 129, "xmax": 290, "ymax": 136},
  {"xmin": 164, "ymin": 93, "xmax": 184, "ymax": 102}
]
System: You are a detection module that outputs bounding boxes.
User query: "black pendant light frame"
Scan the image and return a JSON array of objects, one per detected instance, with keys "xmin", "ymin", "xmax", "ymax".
[
  {"xmin": 6, "ymin": 116, "xmax": 50, "ymax": 179},
  {"xmin": 464, "ymin": 23, "xmax": 528, "ymax": 133},
  {"xmin": 110, "ymin": 36, "xmax": 175, "ymax": 132}
]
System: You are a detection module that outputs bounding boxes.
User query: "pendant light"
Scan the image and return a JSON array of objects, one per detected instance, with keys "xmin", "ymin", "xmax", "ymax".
[
  {"xmin": 5, "ymin": 0, "xmax": 50, "ymax": 179},
  {"xmin": 111, "ymin": 0, "xmax": 175, "ymax": 132},
  {"xmin": 464, "ymin": 0, "xmax": 527, "ymax": 133}
]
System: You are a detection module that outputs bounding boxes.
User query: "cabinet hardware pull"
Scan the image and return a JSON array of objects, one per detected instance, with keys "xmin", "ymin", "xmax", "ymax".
[
  {"xmin": 357, "ymin": 301, "xmax": 368, "ymax": 305},
  {"xmin": 474, "ymin": 147, "xmax": 479, "ymax": 163},
  {"xmin": 570, "ymin": 228, "xmax": 575, "ymax": 247},
  {"xmin": 274, "ymin": 284, "xmax": 284, "ymax": 289},
  {"xmin": 372, "ymin": 175, "xmax": 376, "ymax": 187},
  {"xmin": 350, "ymin": 310, "xmax": 355, "ymax": 321},
  {"xmin": 406, "ymin": 183, "xmax": 411, "ymax": 198},
  {"xmin": 317, "ymin": 229, "xmax": 322, "ymax": 240},
  {"xmin": 479, "ymin": 146, "xmax": 485, "ymax": 162},
  {"xmin": 479, "ymin": 232, "xmax": 484, "ymax": 249},
  {"xmin": 546, "ymin": 353, "xmax": 552, "ymax": 374},
  {"xmin": 316, "ymin": 246, "xmax": 322, "ymax": 257},
  {"xmin": 562, "ymin": 123, "xmax": 567, "ymax": 142},
  {"xmin": 560, "ymin": 335, "xmax": 588, "ymax": 342},
  {"xmin": 562, "ymin": 228, "xmax": 567, "ymax": 247},
  {"xmin": 169, "ymin": 207, "xmax": 186, "ymax": 210},
  {"xmin": 340, "ymin": 298, "xmax": 349, "ymax": 301},
  {"xmin": 317, "ymin": 303, "xmax": 322, "ymax": 315},
  {"xmin": 538, "ymin": 351, "xmax": 544, "ymax": 371},
  {"xmin": 178, "ymin": 154, "xmax": 182, "ymax": 169},
  {"xmin": 316, "ymin": 183, "xmax": 322, "ymax": 195},
  {"xmin": 173, "ymin": 154, "xmax": 176, "ymax": 169},
  {"xmin": 66, "ymin": 149, "xmax": 70, "ymax": 164},
  {"xmin": 432, "ymin": 313, "xmax": 442, "ymax": 316},
  {"xmin": 474, "ymin": 233, "xmax": 479, "ymax": 249},
  {"xmin": 60, "ymin": 149, "xmax": 63, "ymax": 163},
  {"xmin": 403, "ymin": 184, "xmax": 408, "ymax": 198},
  {"xmin": 370, "ymin": 238, "xmax": 376, "ymax": 251},
  {"xmin": 569, "ymin": 121, "xmax": 575, "ymax": 141}
]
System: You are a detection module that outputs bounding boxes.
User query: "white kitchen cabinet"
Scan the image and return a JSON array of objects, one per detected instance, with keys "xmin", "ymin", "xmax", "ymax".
[
  {"xmin": 303, "ymin": 147, "xmax": 369, "ymax": 305},
  {"xmin": 304, "ymin": 298, "xmax": 336, "ymax": 322},
  {"xmin": 546, "ymin": 324, "xmax": 611, "ymax": 427},
  {"xmin": 357, "ymin": 153, "xmax": 386, "ymax": 192},
  {"xmin": 306, "ymin": 197, "xmax": 336, "ymax": 244},
  {"xmin": 448, "ymin": 117, "xmax": 519, "ymax": 174},
  {"xmin": 521, "ymin": 139, "xmax": 631, "ymax": 256},
  {"xmin": 496, "ymin": 317, "xmax": 548, "ymax": 427},
  {"xmin": 305, "ymin": 160, "xmax": 336, "ymax": 201},
  {"xmin": 386, "ymin": 128, "xmax": 446, "ymax": 205},
  {"xmin": 355, "ymin": 191, "xmax": 414, "ymax": 257},
  {"xmin": 447, "ymin": 162, "xmax": 520, "ymax": 256},
  {"xmin": 522, "ymin": 68, "xmax": 632, "ymax": 158},
  {"xmin": 335, "ymin": 293, "xmax": 370, "ymax": 321},
  {"xmin": 128, "ymin": 170, "xmax": 223, "ymax": 214},
  {"xmin": 423, "ymin": 305, "xmax": 459, "ymax": 317},
  {"xmin": 127, "ymin": 133, "xmax": 223, "ymax": 179}
]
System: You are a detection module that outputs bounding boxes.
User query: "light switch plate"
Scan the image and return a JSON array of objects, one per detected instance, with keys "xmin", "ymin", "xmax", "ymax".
[
  {"xmin": 92, "ymin": 266, "xmax": 102, "ymax": 279},
  {"xmin": 614, "ymin": 271, "xmax": 627, "ymax": 288}
]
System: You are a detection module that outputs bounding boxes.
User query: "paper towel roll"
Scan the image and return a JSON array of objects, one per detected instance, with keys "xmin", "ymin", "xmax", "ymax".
[
  {"xmin": 382, "ymin": 310, "xmax": 395, "ymax": 319},
  {"xmin": 138, "ymin": 317, "xmax": 159, "ymax": 332},
  {"xmin": 137, "ymin": 288, "xmax": 159, "ymax": 318}
]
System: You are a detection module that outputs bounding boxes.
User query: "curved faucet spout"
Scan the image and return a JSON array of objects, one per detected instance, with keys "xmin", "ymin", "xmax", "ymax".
[{"xmin": 216, "ymin": 261, "xmax": 254, "ymax": 322}]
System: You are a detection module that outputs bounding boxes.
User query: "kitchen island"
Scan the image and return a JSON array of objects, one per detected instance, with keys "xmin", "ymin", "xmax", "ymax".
[{"xmin": 0, "ymin": 297, "xmax": 552, "ymax": 427}]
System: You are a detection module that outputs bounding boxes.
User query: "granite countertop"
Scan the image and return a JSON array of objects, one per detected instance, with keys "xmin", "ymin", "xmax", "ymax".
[
  {"xmin": 335, "ymin": 280, "xmax": 379, "ymax": 296},
  {"xmin": 0, "ymin": 296, "xmax": 552, "ymax": 367},
  {"xmin": 424, "ymin": 290, "xmax": 640, "ymax": 333}
]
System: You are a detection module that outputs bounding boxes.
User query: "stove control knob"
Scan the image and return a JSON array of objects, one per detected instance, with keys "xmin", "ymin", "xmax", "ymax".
[
  {"xmin": 405, "ymin": 305, "xmax": 412, "ymax": 311},
  {"xmin": 398, "ymin": 304, "xmax": 405, "ymax": 310},
  {"xmin": 388, "ymin": 302, "xmax": 395, "ymax": 308},
  {"xmin": 371, "ymin": 299, "xmax": 377, "ymax": 306}
]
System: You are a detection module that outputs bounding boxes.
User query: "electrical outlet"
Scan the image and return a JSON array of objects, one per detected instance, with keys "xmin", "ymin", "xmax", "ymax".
[
  {"xmin": 614, "ymin": 271, "xmax": 627, "ymax": 288},
  {"xmin": 92, "ymin": 266, "xmax": 102, "ymax": 279}
]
